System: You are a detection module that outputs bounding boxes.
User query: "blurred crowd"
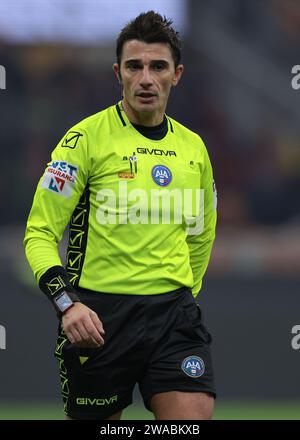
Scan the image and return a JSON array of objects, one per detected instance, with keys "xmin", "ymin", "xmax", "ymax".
[
  {"xmin": 187, "ymin": 0, "xmax": 300, "ymax": 228},
  {"xmin": 1, "ymin": 0, "xmax": 300, "ymax": 228}
]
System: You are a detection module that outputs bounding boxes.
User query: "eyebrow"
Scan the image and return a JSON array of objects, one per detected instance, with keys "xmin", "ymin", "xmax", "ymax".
[{"xmin": 124, "ymin": 59, "xmax": 170, "ymax": 67}]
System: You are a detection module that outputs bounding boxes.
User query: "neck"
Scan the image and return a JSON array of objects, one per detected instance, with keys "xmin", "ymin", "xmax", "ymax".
[{"xmin": 122, "ymin": 98, "xmax": 165, "ymax": 126}]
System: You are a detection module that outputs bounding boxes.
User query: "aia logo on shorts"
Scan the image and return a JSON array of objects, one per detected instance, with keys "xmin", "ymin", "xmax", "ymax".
[{"xmin": 181, "ymin": 356, "xmax": 205, "ymax": 378}]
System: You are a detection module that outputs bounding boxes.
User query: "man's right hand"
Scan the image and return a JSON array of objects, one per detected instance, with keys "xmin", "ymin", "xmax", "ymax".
[{"xmin": 62, "ymin": 302, "xmax": 105, "ymax": 348}]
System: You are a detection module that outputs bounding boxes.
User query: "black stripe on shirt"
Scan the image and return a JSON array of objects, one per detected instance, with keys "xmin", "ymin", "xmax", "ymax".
[{"xmin": 115, "ymin": 103, "xmax": 127, "ymax": 127}]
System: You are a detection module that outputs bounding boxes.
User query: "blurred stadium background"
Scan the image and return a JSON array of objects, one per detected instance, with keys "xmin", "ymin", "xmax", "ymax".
[{"xmin": 1, "ymin": 0, "xmax": 300, "ymax": 420}]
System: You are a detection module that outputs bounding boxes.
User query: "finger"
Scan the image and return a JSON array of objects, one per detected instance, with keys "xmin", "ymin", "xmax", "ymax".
[
  {"xmin": 90, "ymin": 311, "xmax": 105, "ymax": 335},
  {"xmin": 68, "ymin": 326, "xmax": 83, "ymax": 345},
  {"xmin": 67, "ymin": 332, "xmax": 75, "ymax": 344},
  {"xmin": 83, "ymin": 319, "xmax": 104, "ymax": 346},
  {"xmin": 63, "ymin": 322, "xmax": 80, "ymax": 344},
  {"xmin": 74, "ymin": 322, "xmax": 102, "ymax": 347},
  {"xmin": 74, "ymin": 322, "xmax": 90, "ymax": 342}
]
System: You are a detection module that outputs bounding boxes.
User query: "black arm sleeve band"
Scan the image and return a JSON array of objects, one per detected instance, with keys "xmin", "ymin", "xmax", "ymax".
[{"xmin": 39, "ymin": 265, "xmax": 80, "ymax": 304}]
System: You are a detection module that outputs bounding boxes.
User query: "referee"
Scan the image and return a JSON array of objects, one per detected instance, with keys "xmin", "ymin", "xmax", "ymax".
[{"xmin": 24, "ymin": 11, "xmax": 217, "ymax": 420}]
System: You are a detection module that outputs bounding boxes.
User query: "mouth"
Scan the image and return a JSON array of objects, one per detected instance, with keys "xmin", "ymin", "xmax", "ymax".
[{"xmin": 136, "ymin": 92, "xmax": 157, "ymax": 101}]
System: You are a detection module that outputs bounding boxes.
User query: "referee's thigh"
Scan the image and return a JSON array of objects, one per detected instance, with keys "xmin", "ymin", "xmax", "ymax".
[
  {"xmin": 150, "ymin": 391, "xmax": 214, "ymax": 420},
  {"xmin": 105, "ymin": 410, "xmax": 123, "ymax": 420}
]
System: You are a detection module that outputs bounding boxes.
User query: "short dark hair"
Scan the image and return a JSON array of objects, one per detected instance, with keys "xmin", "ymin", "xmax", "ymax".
[{"xmin": 116, "ymin": 11, "xmax": 182, "ymax": 68}]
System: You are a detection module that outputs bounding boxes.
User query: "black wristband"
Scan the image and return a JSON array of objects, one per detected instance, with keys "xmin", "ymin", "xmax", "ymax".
[{"xmin": 39, "ymin": 266, "xmax": 81, "ymax": 314}]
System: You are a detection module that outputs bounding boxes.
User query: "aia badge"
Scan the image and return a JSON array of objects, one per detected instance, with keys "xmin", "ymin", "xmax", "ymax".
[
  {"xmin": 181, "ymin": 356, "xmax": 205, "ymax": 378},
  {"xmin": 152, "ymin": 165, "xmax": 172, "ymax": 187},
  {"xmin": 41, "ymin": 160, "xmax": 78, "ymax": 198}
]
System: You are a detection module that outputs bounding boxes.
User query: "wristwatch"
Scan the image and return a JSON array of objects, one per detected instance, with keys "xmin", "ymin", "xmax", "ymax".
[{"xmin": 53, "ymin": 291, "xmax": 75, "ymax": 314}]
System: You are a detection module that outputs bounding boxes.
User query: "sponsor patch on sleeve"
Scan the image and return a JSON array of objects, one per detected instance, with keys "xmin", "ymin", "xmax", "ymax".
[{"xmin": 41, "ymin": 160, "xmax": 79, "ymax": 198}]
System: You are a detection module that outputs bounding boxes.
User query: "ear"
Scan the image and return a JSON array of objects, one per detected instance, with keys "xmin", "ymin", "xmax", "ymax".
[
  {"xmin": 113, "ymin": 63, "xmax": 122, "ymax": 83},
  {"xmin": 172, "ymin": 64, "xmax": 184, "ymax": 87}
]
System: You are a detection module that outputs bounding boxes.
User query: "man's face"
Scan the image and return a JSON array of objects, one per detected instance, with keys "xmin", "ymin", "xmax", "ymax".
[{"xmin": 114, "ymin": 40, "xmax": 183, "ymax": 117}]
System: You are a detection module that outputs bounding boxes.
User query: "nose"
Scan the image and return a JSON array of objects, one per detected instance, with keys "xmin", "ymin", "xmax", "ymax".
[{"xmin": 140, "ymin": 66, "xmax": 153, "ymax": 87}]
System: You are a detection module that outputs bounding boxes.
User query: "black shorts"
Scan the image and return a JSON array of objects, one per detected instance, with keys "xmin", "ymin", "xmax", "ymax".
[{"xmin": 54, "ymin": 286, "xmax": 216, "ymax": 420}]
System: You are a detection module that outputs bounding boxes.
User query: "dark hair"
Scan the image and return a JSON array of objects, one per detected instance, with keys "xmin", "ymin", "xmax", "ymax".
[{"xmin": 116, "ymin": 11, "xmax": 182, "ymax": 68}]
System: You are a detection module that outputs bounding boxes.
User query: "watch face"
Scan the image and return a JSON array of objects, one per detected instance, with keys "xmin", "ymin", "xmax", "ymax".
[{"xmin": 55, "ymin": 292, "xmax": 73, "ymax": 312}]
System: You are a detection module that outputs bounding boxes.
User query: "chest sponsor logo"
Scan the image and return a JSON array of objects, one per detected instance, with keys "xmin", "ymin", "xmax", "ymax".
[
  {"xmin": 137, "ymin": 147, "xmax": 176, "ymax": 156},
  {"xmin": 41, "ymin": 160, "xmax": 78, "ymax": 198}
]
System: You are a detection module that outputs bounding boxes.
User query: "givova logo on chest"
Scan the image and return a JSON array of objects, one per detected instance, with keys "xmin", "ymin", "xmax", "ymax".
[{"xmin": 136, "ymin": 147, "xmax": 176, "ymax": 156}]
